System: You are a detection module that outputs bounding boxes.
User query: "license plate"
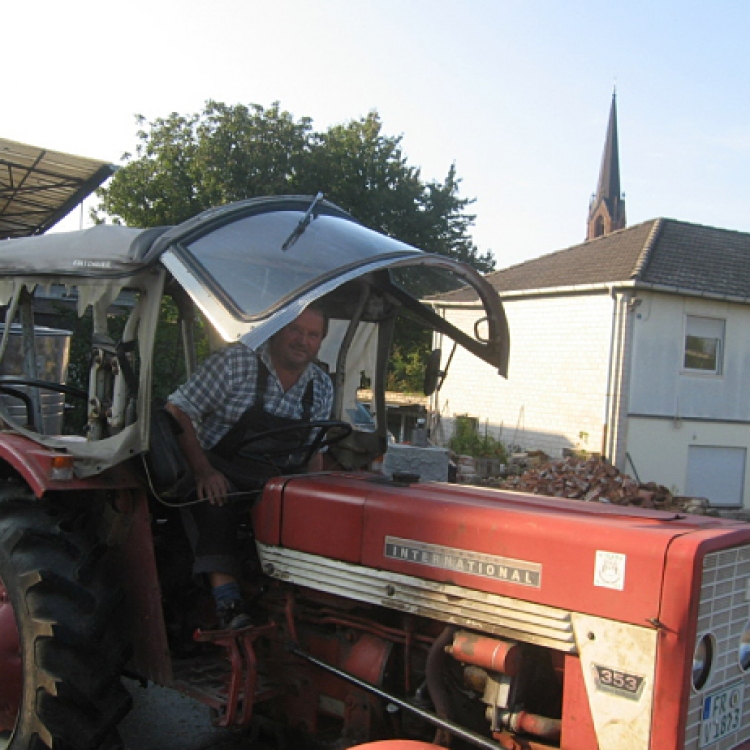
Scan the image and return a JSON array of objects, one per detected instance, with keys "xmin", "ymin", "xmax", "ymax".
[{"xmin": 700, "ymin": 682, "xmax": 744, "ymax": 748}]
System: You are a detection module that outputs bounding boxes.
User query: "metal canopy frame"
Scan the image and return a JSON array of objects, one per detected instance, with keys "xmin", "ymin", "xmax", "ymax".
[{"xmin": 0, "ymin": 138, "xmax": 117, "ymax": 239}]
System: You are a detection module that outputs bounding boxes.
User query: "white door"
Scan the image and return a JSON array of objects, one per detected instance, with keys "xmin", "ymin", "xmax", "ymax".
[{"xmin": 686, "ymin": 445, "xmax": 746, "ymax": 507}]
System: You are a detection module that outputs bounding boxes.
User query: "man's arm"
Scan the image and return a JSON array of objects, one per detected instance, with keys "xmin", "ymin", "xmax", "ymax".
[
  {"xmin": 307, "ymin": 452, "xmax": 325, "ymax": 472},
  {"xmin": 165, "ymin": 402, "xmax": 231, "ymax": 506}
]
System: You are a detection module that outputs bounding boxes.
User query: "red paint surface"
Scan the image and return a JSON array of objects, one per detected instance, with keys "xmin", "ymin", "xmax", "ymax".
[
  {"xmin": 450, "ymin": 631, "xmax": 522, "ymax": 676},
  {"xmin": 560, "ymin": 653, "xmax": 598, "ymax": 749},
  {"xmin": 255, "ymin": 473, "xmax": 750, "ymax": 626},
  {"xmin": 650, "ymin": 529, "xmax": 750, "ymax": 750},
  {"xmin": 0, "ymin": 433, "xmax": 140, "ymax": 496},
  {"xmin": 350, "ymin": 742, "xmax": 439, "ymax": 749},
  {"xmin": 116, "ymin": 490, "xmax": 172, "ymax": 685},
  {"xmin": 279, "ymin": 475, "xmax": 370, "ymax": 562},
  {"xmin": 253, "ymin": 473, "xmax": 750, "ymax": 749}
]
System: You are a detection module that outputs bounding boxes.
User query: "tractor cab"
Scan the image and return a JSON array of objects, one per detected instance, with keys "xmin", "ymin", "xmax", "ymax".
[{"xmin": 0, "ymin": 195, "xmax": 508, "ymax": 482}]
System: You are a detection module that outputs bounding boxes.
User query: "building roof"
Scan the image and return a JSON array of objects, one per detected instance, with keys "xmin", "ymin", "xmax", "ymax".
[
  {"xmin": 0, "ymin": 138, "xmax": 117, "ymax": 239},
  {"xmin": 435, "ymin": 218, "xmax": 750, "ymax": 304}
]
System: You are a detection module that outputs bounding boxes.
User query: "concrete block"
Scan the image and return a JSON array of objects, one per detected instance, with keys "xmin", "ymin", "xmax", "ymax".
[{"xmin": 383, "ymin": 443, "xmax": 451, "ymax": 483}]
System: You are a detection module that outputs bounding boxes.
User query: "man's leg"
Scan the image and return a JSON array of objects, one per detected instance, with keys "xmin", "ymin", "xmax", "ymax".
[{"xmin": 182, "ymin": 501, "xmax": 253, "ymax": 629}]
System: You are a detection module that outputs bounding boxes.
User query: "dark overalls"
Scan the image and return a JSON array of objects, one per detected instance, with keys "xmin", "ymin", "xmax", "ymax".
[{"xmin": 185, "ymin": 360, "xmax": 316, "ymax": 577}]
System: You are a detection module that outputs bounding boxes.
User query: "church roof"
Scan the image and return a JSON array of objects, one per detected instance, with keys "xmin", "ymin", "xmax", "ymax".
[
  {"xmin": 586, "ymin": 92, "xmax": 626, "ymax": 238},
  {"xmin": 434, "ymin": 218, "xmax": 750, "ymax": 304},
  {"xmin": 594, "ymin": 94, "xmax": 623, "ymax": 213}
]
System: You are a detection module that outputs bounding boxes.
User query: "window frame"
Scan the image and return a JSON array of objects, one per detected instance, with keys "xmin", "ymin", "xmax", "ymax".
[{"xmin": 682, "ymin": 314, "xmax": 725, "ymax": 376}]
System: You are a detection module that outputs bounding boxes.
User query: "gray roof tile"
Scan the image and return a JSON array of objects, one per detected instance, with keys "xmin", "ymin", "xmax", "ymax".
[
  {"xmin": 436, "ymin": 219, "xmax": 750, "ymax": 302},
  {"xmin": 641, "ymin": 220, "xmax": 750, "ymax": 298}
]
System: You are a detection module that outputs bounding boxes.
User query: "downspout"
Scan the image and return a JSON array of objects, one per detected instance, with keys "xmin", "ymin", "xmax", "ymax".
[
  {"xmin": 602, "ymin": 287, "xmax": 635, "ymax": 465},
  {"xmin": 605, "ymin": 218, "xmax": 659, "ymax": 465},
  {"xmin": 605, "ymin": 290, "xmax": 638, "ymax": 468},
  {"xmin": 609, "ymin": 293, "xmax": 627, "ymax": 465},
  {"xmin": 601, "ymin": 286, "xmax": 618, "ymax": 460}
]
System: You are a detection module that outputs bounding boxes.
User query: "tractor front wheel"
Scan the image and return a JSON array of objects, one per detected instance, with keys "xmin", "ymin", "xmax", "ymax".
[{"xmin": 0, "ymin": 485, "xmax": 131, "ymax": 750}]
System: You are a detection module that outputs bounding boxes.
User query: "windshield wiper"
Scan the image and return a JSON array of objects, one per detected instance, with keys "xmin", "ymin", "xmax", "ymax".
[{"xmin": 281, "ymin": 192, "xmax": 324, "ymax": 251}]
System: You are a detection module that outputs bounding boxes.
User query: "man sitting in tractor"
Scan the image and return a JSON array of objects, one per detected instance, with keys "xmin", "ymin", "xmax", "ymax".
[{"xmin": 166, "ymin": 306, "xmax": 333, "ymax": 630}]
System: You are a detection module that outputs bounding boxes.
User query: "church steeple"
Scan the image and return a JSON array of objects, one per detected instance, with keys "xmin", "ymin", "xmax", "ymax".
[{"xmin": 587, "ymin": 91, "xmax": 626, "ymax": 239}]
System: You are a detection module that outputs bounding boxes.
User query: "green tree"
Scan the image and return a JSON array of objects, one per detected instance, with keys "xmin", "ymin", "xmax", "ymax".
[
  {"xmin": 97, "ymin": 102, "xmax": 313, "ymax": 226},
  {"xmin": 95, "ymin": 101, "xmax": 494, "ymax": 391}
]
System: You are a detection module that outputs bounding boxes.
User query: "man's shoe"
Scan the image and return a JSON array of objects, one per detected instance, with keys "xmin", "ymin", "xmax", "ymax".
[{"xmin": 216, "ymin": 599, "xmax": 254, "ymax": 630}]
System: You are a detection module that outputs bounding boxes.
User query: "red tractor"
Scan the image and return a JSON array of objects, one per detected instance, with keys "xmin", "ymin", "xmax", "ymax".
[{"xmin": 0, "ymin": 196, "xmax": 748, "ymax": 750}]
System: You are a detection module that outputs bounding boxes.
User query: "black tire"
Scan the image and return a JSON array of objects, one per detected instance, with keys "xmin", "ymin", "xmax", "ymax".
[{"xmin": 0, "ymin": 484, "xmax": 131, "ymax": 750}]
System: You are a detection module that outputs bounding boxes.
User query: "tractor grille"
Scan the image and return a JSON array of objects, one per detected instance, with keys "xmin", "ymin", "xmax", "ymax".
[
  {"xmin": 684, "ymin": 545, "xmax": 750, "ymax": 750},
  {"xmin": 257, "ymin": 543, "xmax": 576, "ymax": 652}
]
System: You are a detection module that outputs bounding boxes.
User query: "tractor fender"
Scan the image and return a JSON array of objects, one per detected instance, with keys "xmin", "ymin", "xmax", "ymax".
[{"xmin": 0, "ymin": 433, "xmax": 141, "ymax": 497}]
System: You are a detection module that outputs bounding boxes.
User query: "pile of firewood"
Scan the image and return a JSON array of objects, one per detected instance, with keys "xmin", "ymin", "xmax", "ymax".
[{"xmin": 490, "ymin": 455, "xmax": 709, "ymax": 513}]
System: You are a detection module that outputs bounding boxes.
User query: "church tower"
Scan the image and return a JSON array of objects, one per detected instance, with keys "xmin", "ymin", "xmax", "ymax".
[{"xmin": 587, "ymin": 92, "xmax": 626, "ymax": 239}]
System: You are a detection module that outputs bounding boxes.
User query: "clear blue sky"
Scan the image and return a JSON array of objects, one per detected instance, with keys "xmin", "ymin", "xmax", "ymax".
[{"xmin": 4, "ymin": 1, "xmax": 749, "ymax": 268}]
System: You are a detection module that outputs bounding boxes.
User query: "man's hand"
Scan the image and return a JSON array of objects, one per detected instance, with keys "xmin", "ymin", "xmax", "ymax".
[{"xmin": 194, "ymin": 465, "xmax": 232, "ymax": 506}]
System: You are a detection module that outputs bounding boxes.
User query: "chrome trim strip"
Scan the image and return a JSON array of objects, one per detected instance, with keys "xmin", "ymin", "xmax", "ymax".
[{"xmin": 257, "ymin": 543, "xmax": 576, "ymax": 653}]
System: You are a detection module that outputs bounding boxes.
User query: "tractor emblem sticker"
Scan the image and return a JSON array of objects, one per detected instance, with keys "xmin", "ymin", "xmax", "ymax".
[
  {"xmin": 594, "ymin": 550, "xmax": 626, "ymax": 590},
  {"xmin": 384, "ymin": 536, "xmax": 542, "ymax": 588}
]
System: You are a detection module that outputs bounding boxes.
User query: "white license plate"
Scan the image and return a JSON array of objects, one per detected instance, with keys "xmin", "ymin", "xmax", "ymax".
[{"xmin": 700, "ymin": 682, "xmax": 744, "ymax": 748}]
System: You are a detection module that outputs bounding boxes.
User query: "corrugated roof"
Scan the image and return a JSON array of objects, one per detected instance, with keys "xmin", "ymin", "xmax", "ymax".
[
  {"xmin": 435, "ymin": 218, "xmax": 750, "ymax": 303},
  {"xmin": 0, "ymin": 138, "xmax": 117, "ymax": 239}
]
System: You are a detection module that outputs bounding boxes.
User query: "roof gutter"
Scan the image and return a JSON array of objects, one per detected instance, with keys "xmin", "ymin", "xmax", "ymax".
[{"xmin": 432, "ymin": 279, "xmax": 750, "ymax": 308}]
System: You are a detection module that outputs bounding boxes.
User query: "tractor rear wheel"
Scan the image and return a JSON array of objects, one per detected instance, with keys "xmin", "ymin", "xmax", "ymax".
[{"xmin": 0, "ymin": 484, "xmax": 131, "ymax": 750}]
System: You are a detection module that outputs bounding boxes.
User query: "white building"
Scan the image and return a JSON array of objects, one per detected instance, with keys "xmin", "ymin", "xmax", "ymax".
[{"xmin": 430, "ymin": 217, "xmax": 750, "ymax": 510}]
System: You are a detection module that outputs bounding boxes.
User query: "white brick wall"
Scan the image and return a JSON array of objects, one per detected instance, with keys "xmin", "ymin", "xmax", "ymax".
[{"xmin": 434, "ymin": 293, "xmax": 614, "ymax": 458}]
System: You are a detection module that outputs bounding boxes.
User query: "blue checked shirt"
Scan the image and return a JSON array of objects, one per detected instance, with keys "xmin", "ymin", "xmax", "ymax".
[{"xmin": 168, "ymin": 342, "xmax": 333, "ymax": 450}]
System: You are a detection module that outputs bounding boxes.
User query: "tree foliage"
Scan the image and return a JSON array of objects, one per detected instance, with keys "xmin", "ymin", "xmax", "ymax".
[
  {"xmin": 95, "ymin": 101, "xmax": 494, "ymax": 391},
  {"xmin": 97, "ymin": 101, "xmax": 493, "ymax": 271}
]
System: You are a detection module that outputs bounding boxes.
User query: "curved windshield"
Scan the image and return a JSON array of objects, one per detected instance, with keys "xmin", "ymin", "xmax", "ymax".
[{"xmin": 184, "ymin": 210, "xmax": 421, "ymax": 317}]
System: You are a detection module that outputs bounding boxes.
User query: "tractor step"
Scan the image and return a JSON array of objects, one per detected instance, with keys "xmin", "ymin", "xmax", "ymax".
[{"xmin": 171, "ymin": 622, "xmax": 283, "ymax": 726}]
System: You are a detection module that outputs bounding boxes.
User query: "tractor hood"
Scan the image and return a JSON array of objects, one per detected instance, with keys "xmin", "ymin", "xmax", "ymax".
[{"xmin": 253, "ymin": 472, "xmax": 750, "ymax": 642}]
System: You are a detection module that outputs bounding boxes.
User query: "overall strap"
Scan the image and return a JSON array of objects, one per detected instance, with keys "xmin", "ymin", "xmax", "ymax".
[{"xmin": 301, "ymin": 377, "xmax": 315, "ymax": 422}]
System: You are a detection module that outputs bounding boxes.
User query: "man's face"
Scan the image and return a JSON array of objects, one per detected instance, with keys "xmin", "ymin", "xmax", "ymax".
[{"xmin": 269, "ymin": 308, "xmax": 326, "ymax": 373}]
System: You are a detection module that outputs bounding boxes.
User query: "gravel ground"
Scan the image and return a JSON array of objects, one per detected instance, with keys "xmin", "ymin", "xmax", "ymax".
[{"xmin": 119, "ymin": 679, "xmax": 260, "ymax": 750}]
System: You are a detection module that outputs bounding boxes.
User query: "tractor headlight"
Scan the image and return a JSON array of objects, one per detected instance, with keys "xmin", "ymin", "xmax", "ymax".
[
  {"xmin": 693, "ymin": 633, "xmax": 715, "ymax": 690},
  {"xmin": 739, "ymin": 622, "xmax": 750, "ymax": 672}
]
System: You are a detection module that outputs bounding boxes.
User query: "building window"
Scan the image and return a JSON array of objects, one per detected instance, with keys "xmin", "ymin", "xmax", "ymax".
[
  {"xmin": 684, "ymin": 315, "xmax": 724, "ymax": 374},
  {"xmin": 593, "ymin": 215, "xmax": 605, "ymax": 238}
]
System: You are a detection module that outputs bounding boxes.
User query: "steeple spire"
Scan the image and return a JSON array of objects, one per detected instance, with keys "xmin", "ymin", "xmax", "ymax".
[{"xmin": 587, "ymin": 91, "xmax": 626, "ymax": 239}]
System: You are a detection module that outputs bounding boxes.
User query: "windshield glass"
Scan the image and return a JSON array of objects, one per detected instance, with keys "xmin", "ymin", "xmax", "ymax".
[
  {"xmin": 390, "ymin": 266, "xmax": 469, "ymax": 298},
  {"xmin": 184, "ymin": 210, "xmax": 420, "ymax": 317}
]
